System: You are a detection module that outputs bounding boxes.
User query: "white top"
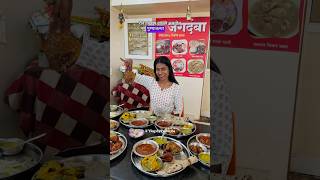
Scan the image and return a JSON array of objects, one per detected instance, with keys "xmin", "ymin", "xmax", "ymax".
[{"xmin": 134, "ymin": 74, "xmax": 183, "ymax": 116}]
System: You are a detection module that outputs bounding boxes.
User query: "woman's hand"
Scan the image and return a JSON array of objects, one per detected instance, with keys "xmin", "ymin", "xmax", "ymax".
[
  {"xmin": 121, "ymin": 58, "xmax": 135, "ymax": 84},
  {"xmin": 120, "ymin": 58, "xmax": 133, "ymax": 71}
]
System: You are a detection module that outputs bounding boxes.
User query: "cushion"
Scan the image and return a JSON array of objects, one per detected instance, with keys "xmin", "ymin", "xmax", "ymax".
[
  {"xmin": 112, "ymin": 82, "xmax": 150, "ymax": 109},
  {"xmin": 76, "ymin": 32, "xmax": 108, "ymax": 76}
]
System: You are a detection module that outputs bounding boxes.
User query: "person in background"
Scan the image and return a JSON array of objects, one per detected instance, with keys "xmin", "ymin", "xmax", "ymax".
[
  {"xmin": 211, "ymin": 59, "xmax": 235, "ymax": 176},
  {"xmin": 122, "ymin": 56, "xmax": 183, "ymax": 117}
]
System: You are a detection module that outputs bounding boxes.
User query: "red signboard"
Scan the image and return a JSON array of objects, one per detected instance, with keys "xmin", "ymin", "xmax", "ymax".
[
  {"xmin": 155, "ymin": 17, "xmax": 210, "ymax": 78},
  {"xmin": 211, "ymin": 0, "xmax": 305, "ymax": 53}
]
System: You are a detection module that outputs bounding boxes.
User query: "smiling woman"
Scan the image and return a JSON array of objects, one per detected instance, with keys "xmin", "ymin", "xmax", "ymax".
[{"xmin": 122, "ymin": 56, "xmax": 184, "ymax": 117}]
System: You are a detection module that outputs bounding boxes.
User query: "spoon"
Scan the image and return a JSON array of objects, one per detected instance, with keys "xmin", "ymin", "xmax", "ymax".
[
  {"xmin": 24, "ymin": 133, "xmax": 47, "ymax": 144},
  {"xmin": 117, "ymin": 103, "xmax": 125, "ymax": 109},
  {"xmin": 0, "ymin": 133, "xmax": 46, "ymax": 156},
  {"xmin": 161, "ymin": 127, "xmax": 166, "ymax": 139}
]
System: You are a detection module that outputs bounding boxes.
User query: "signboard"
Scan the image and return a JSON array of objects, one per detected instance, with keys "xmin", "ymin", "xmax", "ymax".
[
  {"xmin": 155, "ymin": 17, "xmax": 210, "ymax": 78},
  {"xmin": 211, "ymin": 0, "xmax": 305, "ymax": 52}
]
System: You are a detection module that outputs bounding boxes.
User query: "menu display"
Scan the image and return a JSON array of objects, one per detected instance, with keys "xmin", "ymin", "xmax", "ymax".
[
  {"xmin": 155, "ymin": 17, "xmax": 210, "ymax": 78},
  {"xmin": 127, "ymin": 23, "xmax": 149, "ymax": 56},
  {"xmin": 211, "ymin": 0, "xmax": 305, "ymax": 52}
]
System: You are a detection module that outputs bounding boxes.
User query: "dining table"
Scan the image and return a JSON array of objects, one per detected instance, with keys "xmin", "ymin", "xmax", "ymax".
[
  {"xmin": 110, "ymin": 108, "xmax": 217, "ymax": 180},
  {"xmin": 3, "ymin": 141, "xmax": 108, "ymax": 180}
]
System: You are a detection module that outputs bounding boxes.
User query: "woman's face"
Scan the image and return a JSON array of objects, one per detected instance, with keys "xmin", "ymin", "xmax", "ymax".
[{"xmin": 156, "ymin": 63, "xmax": 169, "ymax": 81}]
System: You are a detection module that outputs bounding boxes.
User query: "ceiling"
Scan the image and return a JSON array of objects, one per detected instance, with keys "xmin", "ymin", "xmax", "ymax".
[{"xmin": 111, "ymin": 0, "xmax": 210, "ymax": 15}]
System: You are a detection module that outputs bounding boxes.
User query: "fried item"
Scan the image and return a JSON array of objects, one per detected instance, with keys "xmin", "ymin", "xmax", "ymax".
[
  {"xmin": 110, "ymin": 141, "xmax": 123, "ymax": 152},
  {"xmin": 164, "ymin": 142, "xmax": 182, "ymax": 154},
  {"xmin": 110, "ymin": 121, "xmax": 118, "ymax": 129},
  {"xmin": 189, "ymin": 144, "xmax": 204, "ymax": 154},
  {"xmin": 110, "ymin": 135, "xmax": 119, "ymax": 143},
  {"xmin": 171, "ymin": 129, "xmax": 180, "ymax": 135},
  {"xmin": 110, "ymin": 134, "xmax": 123, "ymax": 153},
  {"xmin": 167, "ymin": 128, "xmax": 180, "ymax": 135},
  {"xmin": 198, "ymin": 136, "xmax": 210, "ymax": 146},
  {"xmin": 160, "ymin": 151, "xmax": 173, "ymax": 162}
]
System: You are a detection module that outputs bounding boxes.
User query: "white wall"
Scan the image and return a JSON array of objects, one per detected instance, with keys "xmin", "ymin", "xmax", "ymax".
[
  {"xmin": 213, "ymin": 47, "xmax": 299, "ymax": 180},
  {"xmin": 72, "ymin": 0, "xmax": 108, "ymax": 17},
  {"xmin": 110, "ymin": 8, "xmax": 210, "ymax": 119},
  {"xmin": 290, "ymin": 31, "xmax": 320, "ymax": 176},
  {"xmin": 112, "ymin": 0, "xmax": 202, "ymax": 6},
  {"xmin": 289, "ymin": 1, "xmax": 320, "ymax": 176},
  {"xmin": 201, "ymin": 69, "xmax": 210, "ymax": 117},
  {"xmin": 0, "ymin": 0, "xmax": 43, "ymax": 138}
]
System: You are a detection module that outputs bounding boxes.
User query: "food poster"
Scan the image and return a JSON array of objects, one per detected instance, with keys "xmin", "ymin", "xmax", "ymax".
[
  {"xmin": 155, "ymin": 17, "xmax": 210, "ymax": 78},
  {"xmin": 211, "ymin": 0, "xmax": 305, "ymax": 52}
]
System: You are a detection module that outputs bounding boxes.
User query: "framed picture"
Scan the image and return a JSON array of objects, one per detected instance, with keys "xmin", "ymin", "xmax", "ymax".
[
  {"xmin": 124, "ymin": 18, "xmax": 153, "ymax": 59},
  {"xmin": 306, "ymin": 0, "xmax": 320, "ymax": 32}
]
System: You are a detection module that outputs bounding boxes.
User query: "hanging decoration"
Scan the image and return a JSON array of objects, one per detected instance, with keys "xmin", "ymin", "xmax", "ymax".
[
  {"xmin": 118, "ymin": 4, "xmax": 125, "ymax": 29},
  {"xmin": 186, "ymin": 1, "xmax": 192, "ymax": 21}
]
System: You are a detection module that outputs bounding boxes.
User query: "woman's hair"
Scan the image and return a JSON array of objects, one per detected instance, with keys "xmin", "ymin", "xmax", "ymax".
[{"xmin": 154, "ymin": 56, "xmax": 179, "ymax": 84}]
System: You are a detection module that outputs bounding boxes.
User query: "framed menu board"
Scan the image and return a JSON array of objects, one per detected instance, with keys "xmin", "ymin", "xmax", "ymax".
[{"xmin": 124, "ymin": 18, "xmax": 153, "ymax": 59}]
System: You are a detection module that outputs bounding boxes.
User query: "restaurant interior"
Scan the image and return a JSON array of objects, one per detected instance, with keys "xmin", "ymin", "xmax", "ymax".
[
  {"xmin": 0, "ymin": 0, "xmax": 320, "ymax": 179},
  {"xmin": 109, "ymin": 0, "xmax": 216, "ymax": 179}
]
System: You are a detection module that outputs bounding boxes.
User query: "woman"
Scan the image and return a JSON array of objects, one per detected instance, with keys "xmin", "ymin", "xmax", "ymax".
[
  {"xmin": 122, "ymin": 56, "xmax": 183, "ymax": 117},
  {"xmin": 211, "ymin": 58, "xmax": 235, "ymax": 175}
]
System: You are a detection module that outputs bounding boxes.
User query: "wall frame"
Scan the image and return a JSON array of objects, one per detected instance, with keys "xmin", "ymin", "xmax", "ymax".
[{"xmin": 124, "ymin": 18, "xmax": 153, "ymax": 59}]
